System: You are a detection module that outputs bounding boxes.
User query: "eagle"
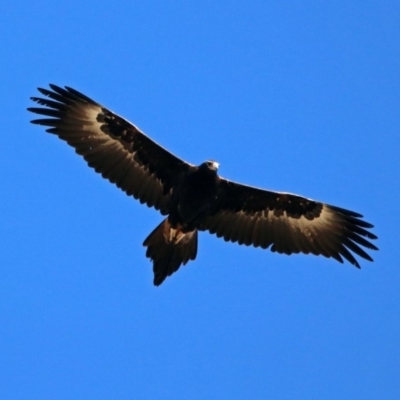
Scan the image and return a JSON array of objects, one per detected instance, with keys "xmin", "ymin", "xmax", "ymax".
[{"xmin": 28, "ymin": 85, "xmax": 378, "ymax": 286}]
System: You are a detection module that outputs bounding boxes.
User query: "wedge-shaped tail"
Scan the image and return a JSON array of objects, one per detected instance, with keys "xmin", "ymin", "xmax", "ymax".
[{"xmin": 143, "ymin": 219, "xmax": 198, "ymax": 285}]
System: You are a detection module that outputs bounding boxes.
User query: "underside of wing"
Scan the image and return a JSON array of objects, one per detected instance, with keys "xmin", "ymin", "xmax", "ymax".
[
  {"xmin": 28, "ymin": 84, "xmax": 192, "ymax": 214},
  {"xmin": 202, "ymin": 178, "xmax": 378, "ymax": 267}
]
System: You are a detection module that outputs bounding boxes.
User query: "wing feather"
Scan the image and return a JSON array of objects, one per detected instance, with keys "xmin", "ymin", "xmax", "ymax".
[
  {"xmin": 28, "ymin": 84, "xmax": 192, "ymax": 214},
  {"xmin": 258, "ymin": 213, "xmax": 273, "ymax": 249},
  {"xmin": 201, "ymin": 178, "xmax": 378, "ymax": 267}
]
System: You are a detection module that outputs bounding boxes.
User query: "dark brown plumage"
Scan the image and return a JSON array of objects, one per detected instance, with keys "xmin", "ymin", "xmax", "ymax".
[{"xmin": 28, "ymin": 84, "xmax": 378, "ymax": 285}]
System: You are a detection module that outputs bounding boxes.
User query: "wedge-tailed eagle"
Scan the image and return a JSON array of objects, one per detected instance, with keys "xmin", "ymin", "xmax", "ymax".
[{"xmin": 28, "ymin": 85, "xmax": 378, "ymax": 285}]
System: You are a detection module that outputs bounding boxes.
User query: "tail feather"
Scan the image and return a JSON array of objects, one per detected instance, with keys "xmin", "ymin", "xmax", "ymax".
[{"xmin": 143, "ymin": 219, "xmax": 198, "ymax": 286}]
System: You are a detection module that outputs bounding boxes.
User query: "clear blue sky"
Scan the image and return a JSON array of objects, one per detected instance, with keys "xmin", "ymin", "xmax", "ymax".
[{"xmin": 1, "ymin": 1, "xmax": 399, "ymax": 399}]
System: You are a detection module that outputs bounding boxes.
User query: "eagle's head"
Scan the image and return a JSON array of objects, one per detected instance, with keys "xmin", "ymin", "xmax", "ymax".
[{"xmin": 202, "ymin": 160, "xmax": 220, "ymax": 172}]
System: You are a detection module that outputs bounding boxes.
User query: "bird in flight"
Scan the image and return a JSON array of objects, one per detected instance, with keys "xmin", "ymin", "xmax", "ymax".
[{"xmin": 28, "ymin": 85, "xmax": 378, "ymax": 285}]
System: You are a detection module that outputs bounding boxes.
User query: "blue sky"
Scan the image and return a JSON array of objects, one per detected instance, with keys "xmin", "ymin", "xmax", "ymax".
[{"xmin": 1, "ymin": 1, "xmax": 399, "ymax": 399}]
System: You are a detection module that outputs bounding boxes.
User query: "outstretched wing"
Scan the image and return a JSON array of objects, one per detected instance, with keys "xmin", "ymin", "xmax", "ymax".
[
  {"xmin": 28, "ymin": 84, "xmax": 191, "ymax": 214},
  {"xmin": 201, "ymin": 178, "xmax": 378, "ymax": 267}
]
